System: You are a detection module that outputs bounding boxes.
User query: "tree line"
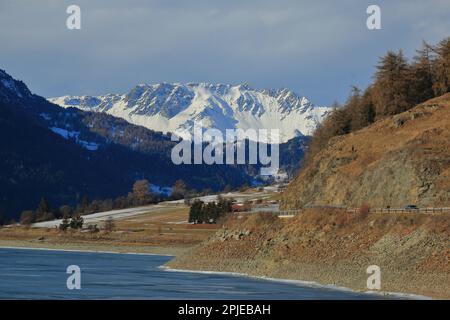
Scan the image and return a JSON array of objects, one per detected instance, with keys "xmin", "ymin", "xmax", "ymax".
[
  {"xmin": 308, "ymin": 37, "xmax": 450, "ymax": 160},
  {"xmin": 17, "ymin": 179, "xmax": 164, "ymax": 225},
  {"xmin": 188, "ymin": 196, "xmax": 234, "ymax": 224},
  {"xmin": 13, "ymin": 178, "xmax": 217, "ymax": 226}
]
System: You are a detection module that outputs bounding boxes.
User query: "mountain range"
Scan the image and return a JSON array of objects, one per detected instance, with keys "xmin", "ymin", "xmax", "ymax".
[
  {"xmin": 49, "ymin": 83, "xmax": 330, "ymax": 142},
  {"xmin": 0, "ymin": 70, "xmax": 318, "ymax": 220},
  {"xmin": 0, "ymin": 70, "xmax": 252, "ymax": 220}
]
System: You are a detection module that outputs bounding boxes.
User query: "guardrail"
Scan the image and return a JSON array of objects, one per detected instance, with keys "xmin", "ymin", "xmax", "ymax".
[
  {"xmin": 237, "ymin": 206, "xmax": 450, "ymax": 218},
  {"xmin": 276, "ymin": 210, "xmax": 302, "ymax": 217},
  {"xmin": 347, "ymin": 207, "xmax": 450, "ymax": 214},
  {"xmin": 274, "ymin": 207, "xmax": 450, "ymax": 217}
]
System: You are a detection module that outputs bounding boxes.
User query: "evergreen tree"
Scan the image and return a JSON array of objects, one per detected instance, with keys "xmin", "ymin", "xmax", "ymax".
[
  {"xmin": 59, "ymin": 215, "xmax": 70, "ymax": 231},
  {"xmin": 205, "ymin": 202, "xmax": 218, "ymax": 223},
  {"xmin": 79, "ymin": 195, "xmax": 90, "ymax": 213},
  {"xmin": 217, "ymin": 195, "xmax": 233, "ymax": 215},
  {"xmin": 188, "ymin": 199, "xmax": 204, "ymax": 224},
  {"xmin": 69, "ymin": 214, "xmax": 84, "ymax": 229}
]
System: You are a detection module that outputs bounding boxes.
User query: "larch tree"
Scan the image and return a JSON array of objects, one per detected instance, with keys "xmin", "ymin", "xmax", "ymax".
[
  {"xmin": 131, "ymin": 179, "xmax": 150, "ymax": 204},
  {"xmin": 410, "ymin": 41, "xmax": 435, "ymax": 105},
  {"xmin": 372, "ymin": 50, "xmax": 412, "ymax": 117},
  {"xmin": 432, "ymin": 37, "xmax": 450, "ymax": 96}
]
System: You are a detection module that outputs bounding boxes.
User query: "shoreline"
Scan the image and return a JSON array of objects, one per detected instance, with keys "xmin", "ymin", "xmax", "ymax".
[
  {"xmin": 165, "ymin": 211, "xmax": 450, "ymax": 299},
  {"xmin": 0, "ymin": 243, "xmax": 430, "ymax": 299},
  {"xmin": 0, "ymin": 245, "xmax": 175, "ymax": 257},
  {"xmin": 0, "ymin": 240, "xmax": 187, "ymax": 257},
  {"xmin": 160, "ymin": 266, "xmax": 431, "ymax": 300}
]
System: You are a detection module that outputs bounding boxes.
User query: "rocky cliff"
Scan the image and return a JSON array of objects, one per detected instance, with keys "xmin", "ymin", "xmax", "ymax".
[{"xmin": 281, "ymin": 94, "xmax": 450, "ymax": 209}]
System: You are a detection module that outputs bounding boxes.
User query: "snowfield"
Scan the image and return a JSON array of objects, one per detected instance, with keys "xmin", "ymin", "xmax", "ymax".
[
  {"xmin": 31, "ymin": 189, "xmax": 277, "ymax": 228},
  {"xmin": 32, "ymin": 204, "xmax": 174, "ymax": 228},
  {"xmin": 49, "ymin": 83, "xmax": 331, "ymax": 143}
]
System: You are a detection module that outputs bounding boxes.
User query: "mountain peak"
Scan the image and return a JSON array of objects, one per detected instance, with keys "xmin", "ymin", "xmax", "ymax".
[
  {"xmin": 49, "ymin": 82, "xmax": 331, "ymax": 142},
  {"xmin": 0, "ymin": 69, "xmax": 33, "ymax": 101}
]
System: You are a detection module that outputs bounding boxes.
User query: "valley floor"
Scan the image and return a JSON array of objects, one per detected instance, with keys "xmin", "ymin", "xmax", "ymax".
[
  {"xmin": 0, "ymin": 204, "xmax": 217, "ymax": 256},
  {"xmin": 0, "ymin": 189, "xmax": 275, "ymax": 257}
]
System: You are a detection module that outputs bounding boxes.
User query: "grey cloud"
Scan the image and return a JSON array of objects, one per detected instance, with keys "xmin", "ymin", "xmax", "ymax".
[{"xmin": 0, "ymin": 0, "xmax": 448, "ymax": 105}]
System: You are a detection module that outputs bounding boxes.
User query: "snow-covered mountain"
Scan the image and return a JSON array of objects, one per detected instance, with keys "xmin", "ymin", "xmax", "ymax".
[{"xmin": 49, "ymin": 83, "xmax": 330, "ymax": 143}]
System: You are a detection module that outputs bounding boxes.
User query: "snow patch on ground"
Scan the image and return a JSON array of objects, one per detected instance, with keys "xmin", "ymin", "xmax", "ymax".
[
  {"xmin": 49, "ymin": 127, "xmax": 99, "ymax": 151},
  {"xmin": 150, "ymin": 184, "xmax": 172, "ymax": 196},
  {"xmin": 1, "ymin": 78, "xmax": 23, "ymax": 97}
]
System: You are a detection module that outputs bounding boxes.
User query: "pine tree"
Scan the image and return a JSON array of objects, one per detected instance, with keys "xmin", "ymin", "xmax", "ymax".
[
  {"xmin": 69, "ymin": 214, "xmax": 84, "ymax": 229},
  {"xmin": 80, "ymin": 195, "xmax": 90, "ymax": 213},
  {"xmin": 59, "ymin": 215, "xmax": 70, "ymax": 231},
  {"xmin": 188, "ymin": 199, "xmax": 204, "ymax": 224}
]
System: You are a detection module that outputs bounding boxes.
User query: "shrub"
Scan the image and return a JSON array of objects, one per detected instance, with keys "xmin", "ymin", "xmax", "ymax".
[
  {"xmin": 87, "ymin": 224, "xmax": 100, "ymax": 233},
  {"xmin": 59, "ymin": 215, "xmax": 70, "ymax": 231},
  {"xmin": 103, "ymin": 217, "xmax": 115, "ymax": 233},
  {"xmin": 357, "ymin": 204, "xmax": 371, "ymax": 219}
]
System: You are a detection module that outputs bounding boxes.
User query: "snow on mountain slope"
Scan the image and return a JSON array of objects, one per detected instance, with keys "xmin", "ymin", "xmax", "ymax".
[{"xmin": 49, "ymin": 83, "xmax": 330, "ymax": 142}]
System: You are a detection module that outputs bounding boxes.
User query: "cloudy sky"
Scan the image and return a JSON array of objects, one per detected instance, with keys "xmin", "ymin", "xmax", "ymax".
[{"xmin": 1, "ymin": 0, "xmax": 449, "ymax": 105}]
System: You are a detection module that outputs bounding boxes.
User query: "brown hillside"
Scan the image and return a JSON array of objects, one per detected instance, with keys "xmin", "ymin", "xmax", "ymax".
[
  {"xmin": 168, "ymin": 210, "xmax": 450, "ymax": 299},
  {"xmin": 281, "ymin": 94, "xmax": 450, "ymax": 209}
]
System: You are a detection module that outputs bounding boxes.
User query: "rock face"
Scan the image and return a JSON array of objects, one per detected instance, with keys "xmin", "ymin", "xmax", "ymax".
[{"xmin": 281, "ymin": 94, "xmax": 450, "ymax": 209}]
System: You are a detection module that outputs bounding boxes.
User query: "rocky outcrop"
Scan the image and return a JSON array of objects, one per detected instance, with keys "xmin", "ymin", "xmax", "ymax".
[{"xmin": 217, "ymin": 229, "xmax": 251, "ymax": 241}]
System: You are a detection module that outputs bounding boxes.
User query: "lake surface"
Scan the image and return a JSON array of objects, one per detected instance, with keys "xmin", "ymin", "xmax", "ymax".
[{"xmin": 0, "ymin": 247, "xmax": 390, "ymax": 299}]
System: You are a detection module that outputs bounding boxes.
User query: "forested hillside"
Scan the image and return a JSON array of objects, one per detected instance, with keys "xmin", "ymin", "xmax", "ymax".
[
  {"xmin": 282, "ymin": 38, "xmax": 450, "ymax": 209},
  {"xmin": 308, "ymin": 38, "xmax": 450, "ymax": 161}
]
